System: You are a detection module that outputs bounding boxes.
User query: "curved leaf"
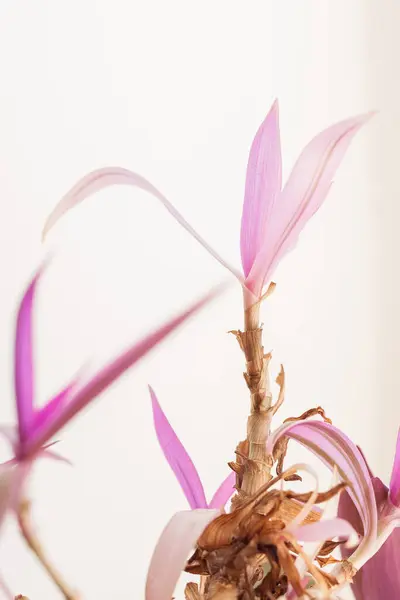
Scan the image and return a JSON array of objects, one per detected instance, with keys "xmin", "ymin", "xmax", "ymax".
[
  {"xmin": 42, "ymin": 167, "xmax": 242, "ymax": 281},
  {"xmin": 291, "ymin": 518, "xmax": 357, "ymax": 543},
  {"xmin": 149, "ymin": 386, "xmax": 207, "ymax": 509},
  {"xmin": 267, "ymin": 420, "xmax": 377, "ymax": 564},
  {"xmin": 145, "ymin": 509, "xmax": 219, "ymax": 600}
]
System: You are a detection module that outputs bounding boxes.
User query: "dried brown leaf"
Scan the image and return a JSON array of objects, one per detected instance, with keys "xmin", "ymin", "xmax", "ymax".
[
  {"xmin": 318, "ymin": 540, "xmax": 342, "ymax": 556},
  {"xmin": 286, "ymin": 482, "xmax": 346, "ymax": 505},
  {"xmin": 315, "ymin": 555, "xmax": 341, "ymax": 568},
  {"xmin": 284, "ymin": 406, "xmax": 332, "ymax": 425},
  {"xmin": 276, "ymin": 542, "xmax": 304, "ymax": 597},
  {"xmin": 270, "ymin": 365, "xmax": 285, "ymax": 415}
]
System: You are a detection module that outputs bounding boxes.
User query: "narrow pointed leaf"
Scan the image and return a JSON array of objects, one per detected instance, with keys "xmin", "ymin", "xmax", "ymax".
[
  {"xmin": 145, "ymin": 509, "xmax": 219, "ymax": 600},
  {"xmin": 240, "ymin": 100, "xmax": 282, "ymax": 277},
  {"xmin": 42, "ymin": 167, "xmax": 241, "ymax": 281},
  {"xmin": 14, "ymin": 272, "xmax": 41, "ymax": 443},
  {"xmin": 209, "ymin": 472, "xmax": 236, "ymax": 509},
  {"xmin": 24, "ymin": 284, "xmax": 225, "ymax": 457},
  {"xmin": 246, "ymin": 113, "xmax": 373, "ymax": 296},
  {"xmin": 149, "ymin": 386, "xmax": 207, "ymax": 509}
]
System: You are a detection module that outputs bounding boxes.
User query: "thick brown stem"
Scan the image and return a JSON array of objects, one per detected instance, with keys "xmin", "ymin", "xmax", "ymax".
[
  {"xmin": 18, "ymin": 500, "xmax": 80, "ymax": 600},
  {"xmin": 233, "ymin": 301, "xmax": 273, "ymax": 496},
  {"xmin": 203, "ymin": 293, "xmax": 278, "ymax": 600}
]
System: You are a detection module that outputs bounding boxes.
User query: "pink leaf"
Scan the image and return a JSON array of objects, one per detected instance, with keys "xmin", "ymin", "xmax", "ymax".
[
  {"xmin": 267, "ymin": 420, "xmax": 377, "ymax": 563},
  {"xmin": 23, "ymin": 284, "xmax": 225, "ymax": 457},
  {"xmin": 145, "ymin": 509, "xmax": 219, "ymax": 600},
  {"xmin": 42, "ymin": 167, "xmax": 241, "ymax": 281},
  {"xmin": 13, "ymin": 265, "xmax": 82, "ymax": 450},
  {"xmin": 350, "ymin": 528, "xmax": 400, "ymax": 600},
  {"xmin": 208, "ymin": 471, "xmax": 236, "ymax": 509},
  {"xmin": 149, "ymin": 386, "xmax": 207, "ymax": 509},
  {"xmin": 246, "ymin": 113, "xmax": 373, "ymax": 297},
  {"xmin": 356, "ymin": 445, "xmax": 374, "ymax": 478},
  {"xmin": 240, "ymin": 100, "xmax": 282, "ymax": 277},
  {"xmin": 14, "ymin": 271, "xmax": 41, "ymax": 443},
  {"xmin": 339, "ymin": 481, "xmax": 400, "ymax": 600},
  {"xmin": 290, "ymin": 518, "xmax": 358, "ymax": 544},
  {"xmin": 32, "ymin": 381, "xmax": 77, "ymax": 434},
  {"xmin": 389, "ymin": 429, "xmax": 400, "ymax": 507}
]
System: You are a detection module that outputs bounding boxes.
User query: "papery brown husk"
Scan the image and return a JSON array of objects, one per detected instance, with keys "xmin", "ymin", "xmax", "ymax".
[{"xmin": 187, "ymin": 475, "xmax": 346, "ymax": 599}]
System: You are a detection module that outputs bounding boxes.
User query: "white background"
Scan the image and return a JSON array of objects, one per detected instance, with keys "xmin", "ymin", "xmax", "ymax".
[{"xmin": 0, "ymin": 1, "xmax": 397, "ymax": 599}]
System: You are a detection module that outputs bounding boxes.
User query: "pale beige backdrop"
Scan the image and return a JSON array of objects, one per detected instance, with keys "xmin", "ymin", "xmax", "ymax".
[{"xmin": 0, "ymin": 2, "xmax": 396, "ymax": 599}]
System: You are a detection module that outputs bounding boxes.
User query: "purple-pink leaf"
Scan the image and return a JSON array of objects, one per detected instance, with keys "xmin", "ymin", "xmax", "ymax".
[
  {"xmin": 290, "ymin": 518, "xmax": 357, "ymax": 544},
  {"xmin": 14, "ymin": 272, "xmax": 40, "ymax": 443},
  {"xmin": 31, "ymin": 381, "xmax": 77, "ymax": 436},
  {"xmin": 339, "ymin": 477, "xmax": 400, "ymax": 599},
  {"xmin": 149, "ymin": 387, "xmax": 235, "ymax": 509},
  {"xmin": 42, "ymin": 167, "xmax": 241, "ymax": 282},
  {"xmin": 145, "ymin": 509, "xmax": 219, "ymax": 600},
  {"xmin": 23, "ymin": 284, "xmax": 225, "ymax": 458},
  {"xmin": 149, "ymin": 386, "xmax": 207, "ymax": 509},
  {"xmin": 209, "ymin": 471, "xmax": 236, "ymax": 509},
  {"xmin": 240, "ymin": 100, "xmax": 282, "ymax": 277},
  {"xmin": 350, "ymin": 528, "xmax": 400, "ymax": 600},
  {"xmin": 267, "ymin": 419, "xmax": 377, "ymax": 565},
  {"xmin": 246, "ymin": 113, "xmax": 373, "ymax": 297},
  {"xmin": 389, "ymin": 429, "xmax": 400, "ymax": 507}
]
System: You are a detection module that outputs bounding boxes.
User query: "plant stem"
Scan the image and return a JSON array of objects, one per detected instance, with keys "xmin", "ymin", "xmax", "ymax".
[
  {"xmin": 234, "ymin": 299, "xmax": 273, "ymax": 496},
  {"xmin": 203, "ymin": 291, "xmax": 278, "ymax": 600},
  {"xmin": 18, "ymin": 499, "xmax": 80, "ymax": 600}
]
